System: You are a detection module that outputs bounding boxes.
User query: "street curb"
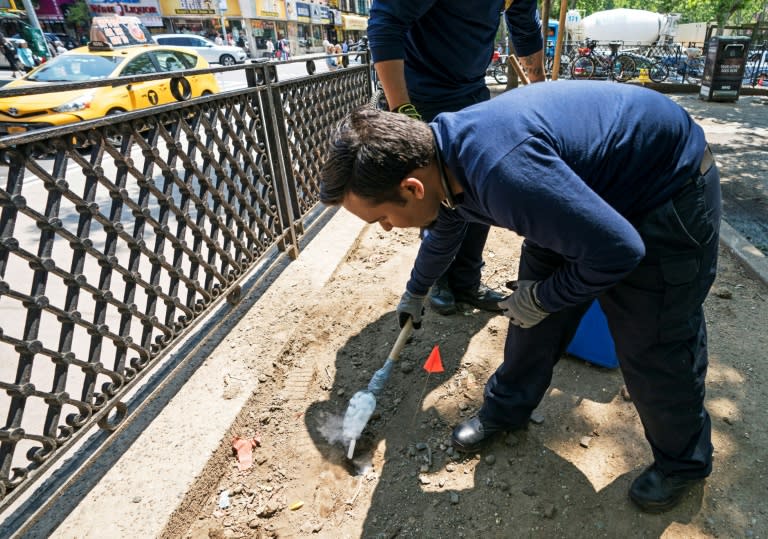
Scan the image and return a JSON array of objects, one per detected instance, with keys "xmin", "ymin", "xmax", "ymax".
[
  {"xmin": 39, "ymin": 208, "xmax": 367, "ymax": 539},
  {"xmin": 719, "ymin": 219, "xmax": 768, "ymax": 288}
]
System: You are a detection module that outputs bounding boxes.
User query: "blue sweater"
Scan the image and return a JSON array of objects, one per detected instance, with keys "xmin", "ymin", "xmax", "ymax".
[
  {"xmin": 408, "ymin": 81, "xmax": 708, "ymax": 311},
  {"xmin": 368, "ymin": 0, "xmax": 542, "ymax": 103}
]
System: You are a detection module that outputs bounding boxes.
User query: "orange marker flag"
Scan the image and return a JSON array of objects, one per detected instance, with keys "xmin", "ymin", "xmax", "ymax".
[{"xmin": 423, "ymin": 345, "xmax": 444, "ymax": 373}]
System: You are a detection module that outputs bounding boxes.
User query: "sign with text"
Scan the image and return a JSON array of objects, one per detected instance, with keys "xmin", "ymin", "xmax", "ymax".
[
  {"xmin": 256, "ymin": 0, "xmax": 285, "ymax": 18},
  {"xmin": 295, "ymin": 1, "xmax": 310, "ymax": 23},
  {"xmin": 89, "ymin": 15, "xmax": 154, "ymax": 47},
  {"xmin": 158, "ymin": 0, "xmax": 241, "ymax": 17},
  {"xmin": 87, "ymin": 0, "xmax": 163, "ymax": 27}
]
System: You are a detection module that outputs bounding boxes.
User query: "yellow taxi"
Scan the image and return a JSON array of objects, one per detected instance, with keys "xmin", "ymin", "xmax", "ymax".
[{"xmin": 0, "ymin": 41, "xmax": 220, "ymax": 136}]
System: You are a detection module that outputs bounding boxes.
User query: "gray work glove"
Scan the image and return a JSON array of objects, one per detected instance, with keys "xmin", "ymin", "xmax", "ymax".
[
  {"xmin": 397, "ymin": 290, "xmax": 425, "ymax": 329},
  {"xmin": 498, "ymin": 280, "xmax": 549, "ymax": 328}
]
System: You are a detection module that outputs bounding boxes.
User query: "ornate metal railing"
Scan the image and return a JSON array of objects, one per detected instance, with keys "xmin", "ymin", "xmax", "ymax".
[{"xmin": 0, "ymin": 59, "xmax": 371, "ymax": 510}]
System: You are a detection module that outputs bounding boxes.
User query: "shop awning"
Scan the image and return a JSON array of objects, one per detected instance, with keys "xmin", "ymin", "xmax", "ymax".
[{"xmin": 342, "ymin": 14, "xmax": 367, "ymax": 31}]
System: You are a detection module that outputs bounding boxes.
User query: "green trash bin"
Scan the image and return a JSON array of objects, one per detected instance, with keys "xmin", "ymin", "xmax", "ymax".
[{"xmin": 700, "ymin": 35, "xmax": 751, "ymax": 102}]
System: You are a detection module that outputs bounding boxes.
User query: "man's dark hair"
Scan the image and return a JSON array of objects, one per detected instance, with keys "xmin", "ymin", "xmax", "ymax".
[{"xmin": 320, "ymin": 106, "xmax": 434, "ymax": 206}]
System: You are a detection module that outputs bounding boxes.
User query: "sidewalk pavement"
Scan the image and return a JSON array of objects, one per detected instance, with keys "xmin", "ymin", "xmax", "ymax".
[{"xmin": 4, "ymin": 83, "xmax": 768, "ymax": 538}]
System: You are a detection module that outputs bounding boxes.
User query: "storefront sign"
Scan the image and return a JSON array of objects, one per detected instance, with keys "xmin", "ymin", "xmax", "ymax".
[
  {"xmin": 87, "ymin": 0, "xmax": 163, "ymax": 27},
  {"xmin": 285, "ymin": 0, "xmax": 297, "ymax": 21},
  {"xmin": 295, "ymin": 1, "xmax": 309, "ymax": 23},
  {"xmin": 342, "ymin": 13, "xmax": 367, "ymax": 31},
  {"xmin": 158, "ymin": 0, "xmax": 240, "ymax": 17},
  {"xmin": 36, "ymin": 0, "xmax": 64, "ymax": 21},
  {"xmin": 330, "ymin": 8, "xmax": 341, "ymax": 26},
  {"xmin": 309, "ymin": 3, "xmax": 322, "ymax": 24},
  {"xmin": 239, "ymin": 0, "xmax": 255, "ymax": 18},
  {"xmin": 255, "ymin": 0, "xmax": 284, "ymax": 18}
]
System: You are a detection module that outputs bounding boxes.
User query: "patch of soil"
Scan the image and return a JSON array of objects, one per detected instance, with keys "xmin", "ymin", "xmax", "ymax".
[{"xmin": 169, "ymin": 224, "xmax": 768, "ymax": 539}]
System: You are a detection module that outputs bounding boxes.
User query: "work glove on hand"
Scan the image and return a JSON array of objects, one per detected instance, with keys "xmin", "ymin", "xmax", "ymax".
[
  {"xmin": 397, "ymin": 290, "xmax": 425, "ymax": 329},
  {"xmin": 498, "ymin": 280, "xmax": 549, "ymax": 328},
  {"xmin": 393, "ymin": 103, "xmax": 422, "ymax": 121}
]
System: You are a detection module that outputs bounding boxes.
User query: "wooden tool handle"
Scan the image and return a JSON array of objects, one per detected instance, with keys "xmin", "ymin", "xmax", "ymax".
[{"xmin": 389, "ymin": 318, "xmax": 413, "ymax": 362}]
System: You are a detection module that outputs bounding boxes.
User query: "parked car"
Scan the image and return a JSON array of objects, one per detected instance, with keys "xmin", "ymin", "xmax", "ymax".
[
  {"xmin": 47, "ymin": 32, "xmax": 78, "ymax": 50},
  {"xmin": 0, "ymin": 43, "xmax": 220, "ymax": 136},
  {"xmin": 153, "ymin": 34, "xmax": 247, "ymax": 66}
]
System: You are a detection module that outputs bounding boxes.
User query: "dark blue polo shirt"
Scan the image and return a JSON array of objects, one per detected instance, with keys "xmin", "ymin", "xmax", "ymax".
[
  {"xmin": 408, "ymin": 81, "xmax": 708, "ymax": 311},
  {"xmin": 368, "ymin": 0, "xmax": 543, "ymax": 103}
]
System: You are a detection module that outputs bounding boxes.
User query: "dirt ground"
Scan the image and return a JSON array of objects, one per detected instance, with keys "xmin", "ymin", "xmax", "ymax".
[{"xmin": 168, "ymin": 218, "xmax": 768, "ymax": 539}]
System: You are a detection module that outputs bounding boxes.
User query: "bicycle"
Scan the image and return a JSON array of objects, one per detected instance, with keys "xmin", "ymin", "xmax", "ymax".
[
  {"xmin": 620, "ymin": 50, "xmax": 670, "ymax": 83},
  {"xmin": 678, "ymin": 47, "xmax": 705, "ymax": 84},
  {"xmin": 660, "ymin": 46, "xmax": 705, "ymax": 84},
  {"xmin": 545, "ymin": 46, "xmax": 576, "ymax": 79},
  {"xmin": 570, "ymin": 40, "xmax": 635, "ymax": 82},
  {"xmin": 486, "ymin": 52, "xmax": 508, "ymax": 84}
]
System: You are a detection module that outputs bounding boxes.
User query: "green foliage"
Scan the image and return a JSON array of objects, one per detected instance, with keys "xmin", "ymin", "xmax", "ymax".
[
  {"xmin": 547, "ymin": 0, "xmax": 766, "ymax": 25},
  {"xmin": 65, "ymin": 0, "xmax": 91, "ymax": 28}
]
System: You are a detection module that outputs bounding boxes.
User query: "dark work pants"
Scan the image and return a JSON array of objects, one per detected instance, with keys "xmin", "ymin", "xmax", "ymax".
[
  {"xmin": 481, "ymin": 164, "xmax": 721, "ymax": 479},
  {"xmin": 417, "ymin": 88, "xmax": 492, "ymax": 292}
]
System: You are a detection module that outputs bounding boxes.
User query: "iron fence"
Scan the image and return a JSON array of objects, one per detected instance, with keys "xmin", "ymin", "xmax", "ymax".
[{"xmin": 0, "ymin": 59, "xmax": 371, "ymax": 510}]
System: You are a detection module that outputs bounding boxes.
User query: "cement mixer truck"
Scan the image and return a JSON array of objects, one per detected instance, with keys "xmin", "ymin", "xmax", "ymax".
[{"xmin": 576, "ymin": 8, "xmax": 679, "ymax": 45}]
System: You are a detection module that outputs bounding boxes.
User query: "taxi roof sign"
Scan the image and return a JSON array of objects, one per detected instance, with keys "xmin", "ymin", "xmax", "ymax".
[{"xmin": 89, "ymin": 16, "xmax": 155, "ymax": 50}]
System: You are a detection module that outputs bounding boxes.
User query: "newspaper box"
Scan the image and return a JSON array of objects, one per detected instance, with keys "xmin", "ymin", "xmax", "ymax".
[{"xmin": 700, "ymin": 36, "xmax": 751, "ymax": 102}]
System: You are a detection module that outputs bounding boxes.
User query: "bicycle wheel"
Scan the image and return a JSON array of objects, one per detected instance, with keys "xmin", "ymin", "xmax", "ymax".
[
  {"xmin": 648, "ymin": 61, "xmax": 669, "ymax": 83},
  {"xmin": 613, "ymin": 55, "xmax": 636, "ymax": 82},
  {"xmin": 493, "ymin": 64, "xmax": 508, "ymax": 84},
  {"xmin": 685, "ymin": 58, "xmax": 704, "ymax": 85},
  {"xmin": 546, "ymin": 55, "xmax": 571, "ymax": 79},
  {"xmin": 570, "ymin": 56, "xmax": 595, "ymax": 79}
]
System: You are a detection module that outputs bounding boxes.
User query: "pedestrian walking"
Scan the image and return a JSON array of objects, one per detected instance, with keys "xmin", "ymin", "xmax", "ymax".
[
  {"xmin": 16, "ymin": 41, "xmax": 36, "ymax": 72},
  {"xmin": 334, "ymin": 43, "xmax": 343, "ymax": 67},
  {"xmin": 279, "ymin": 37, "xmax": 291, "ymax": 60},
  {"xmin": 1, "ymin": 35, "xmax": 22, "ymax": 78},
  {"xmin": 325, "ymin": 44, "xmax": 338, "ymax": 71},
  {"xmin": 320, "ymin": 80, "xmax": 720, "ymax": 515}
]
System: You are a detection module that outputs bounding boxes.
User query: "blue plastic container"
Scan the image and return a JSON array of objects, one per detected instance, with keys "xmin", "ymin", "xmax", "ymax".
[{"xmin": 566, "ymin": 300, "xmax": 619, "ymax": 368}]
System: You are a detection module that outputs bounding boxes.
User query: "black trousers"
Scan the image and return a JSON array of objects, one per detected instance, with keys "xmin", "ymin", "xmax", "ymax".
[
  {"xmin": 481, "ymin": 163, "xmax": 721, "ymax": 478},
  {"xmin": 417, "ymin": 87, "xmax": 492, "ymax": 291}
]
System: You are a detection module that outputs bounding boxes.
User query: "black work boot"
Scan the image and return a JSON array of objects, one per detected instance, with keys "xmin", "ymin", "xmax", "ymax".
[
  {"xmin": 453, "ymin": 283, "xmax": 505, "ymax": 312},
  {"xmin": 428, "ymin": 277, "xmax": 457, "ymax": 315},
  {"xmin": 629, "ymin": 464, "xmax": 704, "ymax": 513},
  {"xmin": 451, "ymin": 415, "xmax": 508, "ymax": 453}
]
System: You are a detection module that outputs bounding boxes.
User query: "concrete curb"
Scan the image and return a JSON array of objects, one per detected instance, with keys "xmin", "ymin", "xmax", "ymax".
[
  {"xmin": 719, "ymin": 219, "xmax": 768, "ymax": 287},
  {"xmin": 27, "ymin": 208, "xmax": 367, "ymax": 538}
]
